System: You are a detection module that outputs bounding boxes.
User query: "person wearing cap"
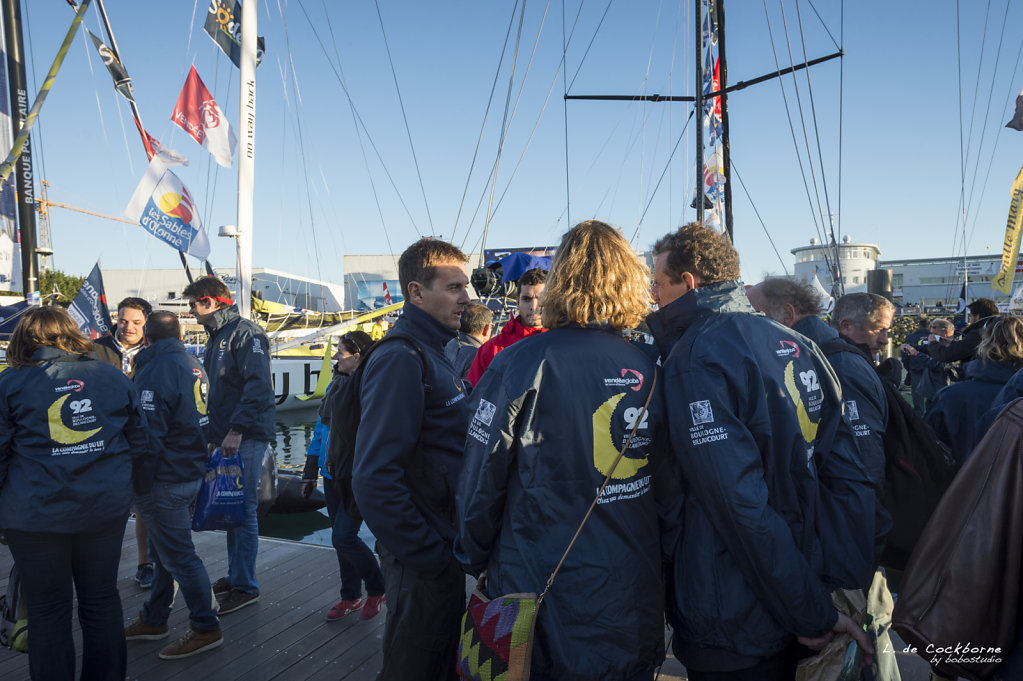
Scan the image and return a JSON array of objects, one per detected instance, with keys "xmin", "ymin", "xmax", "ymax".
[
  {"xmin": 183, "ymin": 276, "xmax": 275, "ymax": 616},
  {"xmin": 925, "ymin": 297, "xmax": 1000, "ymax": 368}
]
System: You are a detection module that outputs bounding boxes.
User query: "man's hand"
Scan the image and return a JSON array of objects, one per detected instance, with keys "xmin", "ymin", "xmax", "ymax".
[
  {"xmin": 220, "ymin": 429, "xmax": 243, "ymax": 455},
  {"xmin": 300, "ymin": 480, "xmax": 316, "ymax": 498},
  {"xmin": 798, "ymin": 612, "xmax": 874, "ymax": 666}
]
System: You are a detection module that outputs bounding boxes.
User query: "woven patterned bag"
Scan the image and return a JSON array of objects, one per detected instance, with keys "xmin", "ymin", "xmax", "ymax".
[{"xmin": 456, "ymin": 369, "xmax": 657, "ymax": 681}]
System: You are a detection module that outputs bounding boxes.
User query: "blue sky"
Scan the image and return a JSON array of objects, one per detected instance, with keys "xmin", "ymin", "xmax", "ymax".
[{"xmin": 17, "ymin": 0, "xmax": 1023, "ymax": 291}]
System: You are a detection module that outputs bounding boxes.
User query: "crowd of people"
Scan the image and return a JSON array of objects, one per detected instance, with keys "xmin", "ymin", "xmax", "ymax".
[{"xmin": 2, "ymin": 218, "xmax": 1021, "ymax": 681}]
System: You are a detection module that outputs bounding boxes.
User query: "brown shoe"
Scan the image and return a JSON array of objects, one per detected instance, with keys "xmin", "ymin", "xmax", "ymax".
[
  {"xmin": 216, "ymin": 589, "xmax": 260, "ymax": 615},
  {"xmin": 210, "ymin": 577, "xmax": 231, "ymax": 595},
  {"xmin": 124, "ymin": 616, "xmax": 169, "ymax": 641},
  {"xmin": 158, "ymin": 626, "xmax": 223, "ymax": 659}
]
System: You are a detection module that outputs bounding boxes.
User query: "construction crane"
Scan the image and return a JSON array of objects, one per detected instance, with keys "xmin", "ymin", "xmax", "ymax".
[{"xmin": 34, "ymin": 179, "xmax": 134, "ymax": 273}]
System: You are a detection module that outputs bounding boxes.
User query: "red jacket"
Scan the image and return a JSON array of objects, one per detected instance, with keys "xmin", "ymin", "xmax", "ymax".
[{"xmin": 466, "ymin": 315, "xmax": 546, "ymax": 386}]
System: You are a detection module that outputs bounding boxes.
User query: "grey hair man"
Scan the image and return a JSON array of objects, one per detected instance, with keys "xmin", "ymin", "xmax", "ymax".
[
  {"xmin": 444, "ymin": 301, "xmax": 493, "ymax": 380},
  {"xmin": 832, "ymin": 293, "xmax": 895, "ymax": 358}
]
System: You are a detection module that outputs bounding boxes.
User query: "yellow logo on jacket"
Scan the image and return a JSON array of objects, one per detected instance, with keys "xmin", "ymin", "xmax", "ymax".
[
  {"xmin": 783, "ymin": 360, "xmax": 819, "ymax": 443},
  {"xmin": 592, "ymin": 392, "xmax": 648, "ymax": 478},
  {"xmin": 194, "ymin": 378, "xmax": 208, "ymax": 415},
  {"xmin": 48, "ymin": 394, "xmax": 102, "ymax": 445}
]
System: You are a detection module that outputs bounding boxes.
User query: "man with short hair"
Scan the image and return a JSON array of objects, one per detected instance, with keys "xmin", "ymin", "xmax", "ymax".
[
  {"xmin": 444, "ymin": 301, "xmax": 493, "ymax": 380},
  {"xmin": 124, "ymin": 312, "xmax": 223, "ymax": 659},
  {"xmin": 925, "ymin": 297, "xmax": 999, "ymax": 367},
  {"xmin": 748, "ymin": 279, "xmax": 890, "ymax": 585},
  {"xmin": 352, "ymin": 237, "xmax": 471, "ymax": 681},
  {"xmin": 92, "ymin": 296, "xmax": 156, "ymax": 588},
  {"xmin": 648, "ymin": 224, "xmax": 870, "ymax": 680},
  {"xmin": 183, "ymin": 276, "xmax": 275, "ymax": 615},
  {"xmin": 832, "ymin": 292, "xmax": 895, "ymax": 359},
  {"xmin": 466, "ymin": 267, "xmax": 547, "ymax": 386}
]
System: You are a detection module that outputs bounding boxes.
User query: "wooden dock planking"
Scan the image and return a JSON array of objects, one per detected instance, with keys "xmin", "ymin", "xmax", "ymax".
[{"xmin": 0, "ymin": 518, "xmax": 691, "ymax": 680}]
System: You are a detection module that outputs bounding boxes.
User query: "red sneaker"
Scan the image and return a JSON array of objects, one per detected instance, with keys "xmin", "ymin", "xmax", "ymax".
[
  {"xmin": 325, "ymin": 598, "xmax": 364, "ymax": 622},
  {"xmin": 360, "ymin": 594, "xmax": 386, "ymax": 621}
]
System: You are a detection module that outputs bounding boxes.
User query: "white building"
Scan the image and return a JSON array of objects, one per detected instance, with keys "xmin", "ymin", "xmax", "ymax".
[{"xmin": 791, "ymin": 236, "xmax": 882, "ymax": 292}]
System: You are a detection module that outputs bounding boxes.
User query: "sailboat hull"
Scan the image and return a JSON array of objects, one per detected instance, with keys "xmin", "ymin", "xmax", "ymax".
[{"xmin": 272, "ymin": 355, "xmax": 326, "ymax": 412}]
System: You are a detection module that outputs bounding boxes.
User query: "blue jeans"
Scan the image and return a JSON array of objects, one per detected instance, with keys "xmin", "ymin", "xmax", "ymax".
[
  {"xmin": 323, "ymin": 482, "xmax": 385, "ymax": 600},
  {"xmin": 5, "ymin": 517, "xmax": 128, "ymax": 681},
  {"xmin": 226, "ymin": 439, "xmax": 268, "ymax": 594},
  {"xmin": 136, "ymin": 479, "xmax": 219, "ymax": 631}
]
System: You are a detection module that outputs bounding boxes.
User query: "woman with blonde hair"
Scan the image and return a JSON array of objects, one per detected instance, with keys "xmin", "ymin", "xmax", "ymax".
[
  {"xmin": 925, "ymin": 315, "xmax": 1023, "ymax": 464},
  {"xmin": 0, "ymin": 306, "xmax": 147, "ymax": 681},
  {"xmin": 456, "ymin": 220, "xmax": 682, "ymax": 681}
]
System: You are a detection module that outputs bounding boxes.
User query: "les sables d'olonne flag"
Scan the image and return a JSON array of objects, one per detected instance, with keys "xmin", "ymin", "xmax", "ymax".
[
  {"xmin": 204, "ymin": 0, "xmax": 265, "ymax": 70},
  {"xmin": 67, "ymin": 262, "xmax": 114, "ymax": 339},
  {"xmin": 992, "ymin": 166, "xmax": 1023, "ymax": 294},
  {"xmin": 172, "ymin": 66, "xmax": 236, "ymax": 168},
  {"xmin": 125, "ymin": 156, "xmax": 211, "ymax": 260}
]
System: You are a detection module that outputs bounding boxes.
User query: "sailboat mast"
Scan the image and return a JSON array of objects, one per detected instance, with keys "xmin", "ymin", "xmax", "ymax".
[
  {"xmin": 1, "ymin": 0, "xmax": 37, "ymax": 298},
  {"xmin": 236, "ymin": 0, "xmax": 257, "ymax": 320},
  {"xmin": 715, "ymin": 0, "xmax": 733, "ymax": 242},
  {"xmin": 694, "ymin": 0, "xmax": 704, "ymax": 225}
]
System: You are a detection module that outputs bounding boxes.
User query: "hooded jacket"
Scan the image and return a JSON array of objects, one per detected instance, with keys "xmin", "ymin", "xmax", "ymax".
[
  {"xmin": 647, "ymin": 281, "xmax": 840, "ymax": 672},
  {"xmin": 925, "ymin": 358, "xmax": 1017, "ymax": 464},
  {"xmin": 199, "ymin": 304, "xmax": 275, "ymax": 443},
  {"xmin": 0, "ymin": 347, "xmax": 148, "ymax": 532},
  {"xmin": 444, "ymin": 331, "xmax": 483, "ymax": 380},
  {"xmin": 352, "ymin": 302, "xmax": 470, "ymax": 580},
  {"xmin": 132, "ymin": 337, "xmax": 210, "ymax": 487},
  {"xmin": 466, "ymin": 314, "xmax": 545, "ymax": 386},
  {"xmin": 796, "ymin": 315, "xmax": 892, "ymax": 577},
  {"xmin": 456, "ymin": 325, "xmax": 683, "ymax": 681}
]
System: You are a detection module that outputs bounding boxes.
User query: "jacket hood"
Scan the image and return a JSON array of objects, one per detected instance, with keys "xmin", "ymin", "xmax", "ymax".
[
  {"xmin": 398, "ymin": 301, "xmax": 458, "ymax": 350},
  {"xmin": 29, "ymin": 346, "xmax": 82, "ymax": 363},
  {"xmin": 647, "ymin": 280, "xmax": 751, "ymax": 357},
  {"xmin": 134, "ymin": 337, "xmax": 187, "ymax": 371},
  {"xmin": 793, "ymin": 315, "xmax": 841, "ymax": 345}
]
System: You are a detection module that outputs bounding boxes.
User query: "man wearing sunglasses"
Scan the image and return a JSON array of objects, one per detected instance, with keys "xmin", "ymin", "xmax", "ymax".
[{"xmin": 183, "ymin": 276, "xmax": 275, "ymax": 616}]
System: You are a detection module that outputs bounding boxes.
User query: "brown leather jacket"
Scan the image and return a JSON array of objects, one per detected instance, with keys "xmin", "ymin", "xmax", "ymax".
[{"xmin": 893, "ymin": 398, "xmax": 1023, "ymax": 681}]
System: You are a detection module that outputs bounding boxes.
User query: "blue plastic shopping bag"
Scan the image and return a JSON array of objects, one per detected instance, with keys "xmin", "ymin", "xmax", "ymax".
[{"xmin": 192, "ymin": 448, "xmax": 247, "ymax": 531}]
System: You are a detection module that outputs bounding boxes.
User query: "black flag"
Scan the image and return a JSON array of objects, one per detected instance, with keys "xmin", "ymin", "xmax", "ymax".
[
  {"xmin": 86, "ymin": 30, "xmax": 134, "ymax": 102},
  {"xmin": 1007, "ymin": 87, "xmax": 1023, "ymax": 131},
  {"xmin": 67, "ymin": 262, "xmax": 113, "ymax": 339},
  {"xmin": 204, "ymin": 0, "xmax": 265, "ymax": 69}
]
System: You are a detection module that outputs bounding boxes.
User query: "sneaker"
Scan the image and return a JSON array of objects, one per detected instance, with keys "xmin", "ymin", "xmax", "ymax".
[
  {"xmin": 359, "ymin": 595, "xmax": 385, "ymax": 621},
  {"xmin": 211, "ymin": 577, "xmax": 231, "ymax": 595},
  {"xmin": 124, "ymin": 616, "xmax": 169, "ymax": 641},
  {"xmin": 134, "ymin": 563, "xmax": 155, "ymax": 589},
  {"xmin": 158, "ymin": 626, "xmax": 224, "ymax": 660},
  {"xmin": 216, "ymin": 589, "xmax": 260, "ymax": 615},
  {"xmin": 325, "ymin": 598, "xmax": 364, "ymax": 622}
]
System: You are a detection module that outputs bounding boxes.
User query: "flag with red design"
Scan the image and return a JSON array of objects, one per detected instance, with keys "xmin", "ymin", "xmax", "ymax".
[
  {"xmin": 383, "ymin": 281, "xmax": 392, "ymax": 305},
  {"xmin": 171, "ymin": 66, "xmax": 236, "ymax": 168}
]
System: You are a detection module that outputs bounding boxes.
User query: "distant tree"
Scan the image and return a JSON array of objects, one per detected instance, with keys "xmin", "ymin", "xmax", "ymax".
[{"xmin": 39, "ymin": 269, "xmax": 86, "ymax": 305}]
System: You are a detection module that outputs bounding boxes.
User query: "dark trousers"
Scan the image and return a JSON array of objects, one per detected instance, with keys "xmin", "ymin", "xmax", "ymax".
[
  {"xmin": 5, "ymin": 517, "xmax": 128, "ymax": 681},
  {"xmin": 323, "ymin": 482, "xmax": 385, "ymax": 600},
  {"xmin": 684, "ymin": 643, "xmax": 805, "ymax": 681},
  {"xmin": 376, "ymin": 541, "xmax": 465, "ymax": 681}
]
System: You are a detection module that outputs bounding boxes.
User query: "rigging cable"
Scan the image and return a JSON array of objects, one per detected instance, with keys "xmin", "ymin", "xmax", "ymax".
[
  {"xmin": 632, "ymin": 108, "xmax": 694, "ymax": 242},
  {"xmin": 760, "ymin": 0, "xmax": 835, "ymax": 281},
  {"xmin": 477, "ymin": 0, "xmax": 530, "ymax": 266},
  {"xmin": 295, "ymin": 0, "xmax": 423, "ymax": 236},
  {"xmin": 373, "ymin": 0, "xmax": 434, "ymax": 235},
  {"xmin": 561, "ymin": 0, "xmax": 571, "ymax": 228},
  {"xmin": 730, "ymin": 159, "xmax": 790, "ymax": 274},
  {"xmin": 449, "ymin": 0, "xmax": 522, "ymax": 245},
  {"xmin": 317, "ymin": 0, "xmax": 399, "ymax": 268}
]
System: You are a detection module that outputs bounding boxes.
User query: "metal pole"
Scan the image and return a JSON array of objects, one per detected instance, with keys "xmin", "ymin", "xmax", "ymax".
[
  {"xmin": 716, "ymin": 0, "xmax": 733, "ymax": 242},
  {"xmin": 2, "ymin": 0, "xmax": 36, "ymax": 296},
  {"xmin": 694, "ymin": 0, "xmax": 704, "ymax": 225},
  {"xmin": 236, "ymin": 0, "xmax": 257, "ymax": 320}
]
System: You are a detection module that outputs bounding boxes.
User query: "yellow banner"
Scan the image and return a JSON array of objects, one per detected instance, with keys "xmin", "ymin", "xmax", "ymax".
[{"xmin": 992, "ymin": 166, "xmax": 1023, "ymax": 294}]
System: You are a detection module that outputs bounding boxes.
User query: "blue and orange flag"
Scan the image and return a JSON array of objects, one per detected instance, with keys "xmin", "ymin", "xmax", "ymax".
[
  {"xmin": 124, "ymin": 157, "xmax": 211, "ymax": 259},
  {"xmin": 67, "ymin": 262, "xmax": 113, "ymax": 339}
]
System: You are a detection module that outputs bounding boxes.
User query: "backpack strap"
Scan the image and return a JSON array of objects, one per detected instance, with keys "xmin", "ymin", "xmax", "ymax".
[{"xmin": 358, "ymin": 333, "xmax": 432, "ymax": 393}]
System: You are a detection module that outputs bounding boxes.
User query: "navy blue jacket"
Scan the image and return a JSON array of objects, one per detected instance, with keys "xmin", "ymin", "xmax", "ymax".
[
  {"xmin": 925, "ymin": 359, "xmax": 1017, "ymax": 464},
  {"xmin": 456, "ymin": 326, "xmax": 683, "ymax": 681},
  {"xmin": 797, "ymin": 315, "xmax": 892, "ymax": 578},
  {"xmin": 352, "ymin": 302, "xmax": 470, "ymax": 579},
  {"xmin": 200, "ymin": 305, "xmax": 275, "ymax": 443},
  {"xmin": 648, "ymin": 281, "xmax": 840, "ymax": 671},
  {"xmin": 133, "ymin": 338, "xmax": 210, "ymax": 487},
  {"xmin": 0, "ymin": 348, "xmax": 148, "ymax": 532}
]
